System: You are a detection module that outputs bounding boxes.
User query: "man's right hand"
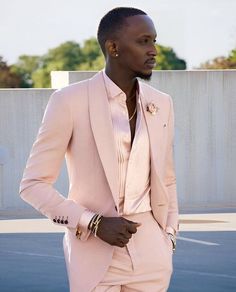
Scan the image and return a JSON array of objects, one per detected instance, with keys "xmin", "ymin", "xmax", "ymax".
[{"xmin": 96, "ymin": 216, "xmax": 141, "ymax": 247}]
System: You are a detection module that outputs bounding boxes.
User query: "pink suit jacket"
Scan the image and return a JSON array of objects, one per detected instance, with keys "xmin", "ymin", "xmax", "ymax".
[{"xmin": 19, "ymin": 71, "xmax": 178, "ymax": 292}]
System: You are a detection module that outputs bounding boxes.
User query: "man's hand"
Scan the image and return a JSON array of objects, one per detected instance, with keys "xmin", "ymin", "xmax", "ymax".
[{"xmin": 96, "ymin": 216, "xmax": 141, "ymax": 247}]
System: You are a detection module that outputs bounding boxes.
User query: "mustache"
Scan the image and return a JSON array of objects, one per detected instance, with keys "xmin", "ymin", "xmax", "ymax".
[{"xmin": 145, "ymin": 58, "xmax": 156, "ymax": 64}]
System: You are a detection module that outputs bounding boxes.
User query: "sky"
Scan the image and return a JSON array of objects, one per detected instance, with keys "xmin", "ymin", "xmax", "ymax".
[{"xmin": 1, "ymin": 0, "xmax": 236, "ymax": 69}]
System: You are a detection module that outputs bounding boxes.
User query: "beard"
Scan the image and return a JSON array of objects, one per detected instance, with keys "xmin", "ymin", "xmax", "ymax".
[{"xmin": 136, "ymin": 71, "xmax": 152, "ymax": 81}]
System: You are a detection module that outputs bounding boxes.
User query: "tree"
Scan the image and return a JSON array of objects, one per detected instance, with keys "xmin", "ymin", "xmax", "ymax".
[
  {"xmin": 10, "ymin": 38, "xmax": 187, "ymax": 88},
  {"xmin": 11, "ymin": 55, "xmax": 40, "ymax": 87},
  {"xmin": 228, "ymin": 49, "xmax": 236, "ymax": 66},
  {"xmin": 33, "ymin": 41, "xmax": 85, "ymax": 87},
  {"xmin": 199, "ymin": 48, "xmax": 236, "ymax": 69},
  {"xmin": 154, "ymin": 45, "xmax": 186, "ymax": 70},
  {"xmin": 77, "ymin": 55, "xmax": 105, "ymax": 71},
  {"xmin": 0, "ymin": 56, "xmax": 21, "ymax": 88},
  {"xmin": 43, "ymin": 41, "xmax": 84, "ymax": 70},
  {"xmin": 77, "ymin": 38, "xmax": 104, "ymax": 70},
  {"xmin": 81, "ymin": 38, "xmax": 102, "ymax": 64}
]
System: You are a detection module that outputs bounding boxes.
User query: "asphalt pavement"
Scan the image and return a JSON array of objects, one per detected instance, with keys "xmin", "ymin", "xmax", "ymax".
[{"xmin": 0, "ymin": 212, "xmax": 235, "ymax": 292}]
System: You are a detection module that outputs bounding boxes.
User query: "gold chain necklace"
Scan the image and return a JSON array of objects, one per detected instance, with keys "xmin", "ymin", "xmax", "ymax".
[
  {"xmin": 126, "ymin": 92, "xmax": 136, "ymax": 103},
  {"xmin": 128, "ymin": 105, "xmax": 137, "ymax": 121}
]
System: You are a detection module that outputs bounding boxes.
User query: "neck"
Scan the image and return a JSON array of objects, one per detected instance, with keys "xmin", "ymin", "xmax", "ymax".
[{"xmin": 105, "ymin": 65, "xmax": 137, "ymax": 98}]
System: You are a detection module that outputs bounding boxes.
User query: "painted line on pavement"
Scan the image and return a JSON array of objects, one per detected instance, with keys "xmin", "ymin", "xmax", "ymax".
[
  {"xmin": 177, "ymin": 269, "xmax": 236, "ymax": 279},
  {"xmin": 2, "ymin": 250, "xmax": 64, "ymax": 259},
  {"xmin": 177, "ymin": 236, "xmax": 219, "ymax": 246}
]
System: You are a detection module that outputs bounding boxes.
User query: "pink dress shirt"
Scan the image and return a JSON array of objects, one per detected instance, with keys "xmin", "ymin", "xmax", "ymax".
[
  {"xmin": 78, "ymin": 71, "xmax": 174, "ymax": 236},
  {"xmin": 103, "ymin": 71, "xmax": 151, "ymax": 215},
  {"xmin": 78, "ymin": 71, "xmax": 151, "ymax": 229}
]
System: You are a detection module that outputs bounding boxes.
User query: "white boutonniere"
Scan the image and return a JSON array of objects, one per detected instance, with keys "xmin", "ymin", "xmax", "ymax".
[{"xmin": 146, "ymin": 102, "xmax": 158, "ymax": 115}]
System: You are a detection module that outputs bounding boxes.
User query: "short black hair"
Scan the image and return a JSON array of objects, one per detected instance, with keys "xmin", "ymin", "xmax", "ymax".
[{"xmin": 97, "ymin": 7, "xmax": 147, "ymax": 55}]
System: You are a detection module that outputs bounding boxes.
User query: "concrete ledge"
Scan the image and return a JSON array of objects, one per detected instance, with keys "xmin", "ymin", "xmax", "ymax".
[
  {"xmin": 0, "ymin": 213, "xmax": 235, "ymax": 233},
  {"xmin": 179, "ymin": 213, "xmax": 236, "ymax": 232}
]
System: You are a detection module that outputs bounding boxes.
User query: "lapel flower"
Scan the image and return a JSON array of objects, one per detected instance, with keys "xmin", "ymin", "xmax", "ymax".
[{"xmin": 147, "ymin": 102, "xmax": 158, "ymax": 115}]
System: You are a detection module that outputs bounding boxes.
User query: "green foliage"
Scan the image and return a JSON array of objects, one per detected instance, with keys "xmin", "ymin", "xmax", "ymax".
[
  {"xmin": 0, "ymin": 56, "xmax": 21, "ymax": 88},
  {"xmin": 155, "ymin": 45, "xmax": 186, "ymax": 70},
  {"xmin": 32, "ymin": 68, "xmax": 50, "ymax": 88},
  {"xmin": 76, "ymin": 39, "xmax": 105, "ymax": 70},
  {"xmin": 228, "ymin": 49, "xmax": 236, "ymax": 65},
  {"xmin": 12, "ymin": 41, "xmax": 87, "ymax": 88},
  {"xmin": 6, "ymin": 38, "xmax": 187, "ymax": 88},
  {"xmin": 11, "ymin": 55, "xmax": 40, "ymax": 87},
  {"xmin": 43, "ymin": 41, "xmax": 84, "ymax": 70},
  {"xmin": 77, "ymin": 55, "xmax": 105, "ymax": 71},
  {"xmin": 199, "ymin": 48, "xmax": 236, "ymax": 69},
  {"xmin": 81, "ymin": 38, "xmax": 101, "ymax": 64},
  {"xmin": 31, "ymin": 39, "xmax": 103, "ymax": 87}
]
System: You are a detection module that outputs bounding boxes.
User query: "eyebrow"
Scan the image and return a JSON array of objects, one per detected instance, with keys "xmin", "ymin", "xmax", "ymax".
[{"xmin": 138, "ymin": 34, "xmax": 157, "ymax": 38}]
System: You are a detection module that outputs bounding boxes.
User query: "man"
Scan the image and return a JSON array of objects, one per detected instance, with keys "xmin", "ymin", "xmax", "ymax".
[{"xmin": 20, "ymin": 7, "xmax": 178, "ymax": 292}]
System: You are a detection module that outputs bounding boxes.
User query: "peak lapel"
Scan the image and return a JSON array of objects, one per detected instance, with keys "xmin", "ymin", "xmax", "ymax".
[{"xmin": 88, "ymin": 72, "xmax": 119, "ymax": 207}]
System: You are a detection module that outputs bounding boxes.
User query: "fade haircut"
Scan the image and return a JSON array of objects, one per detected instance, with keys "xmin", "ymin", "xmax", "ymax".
[{"xmin": 97, "ymin": 7, "xmax": 147, "ymax": 55}]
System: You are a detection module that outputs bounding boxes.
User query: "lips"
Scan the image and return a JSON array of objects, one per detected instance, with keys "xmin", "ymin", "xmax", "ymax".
[{"xmin": 145, "ymin": 58, "xmax": 156, "ymax": 68}]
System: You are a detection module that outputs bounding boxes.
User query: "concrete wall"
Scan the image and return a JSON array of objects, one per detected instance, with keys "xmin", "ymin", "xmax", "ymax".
[
  {"xmin": 51, "ymin": 70, "xmax": 96, "ymax": 88},
  {"xmin": 0, "ymin": 70, "xmax": 236, "ymax": 216},
  {"xmin": 0, "ymin": 89, "xmax": 69, "ymax": 217},
  {"xmin": 51, "ymin": 70, "xmax": 236, "ymax": 209}
]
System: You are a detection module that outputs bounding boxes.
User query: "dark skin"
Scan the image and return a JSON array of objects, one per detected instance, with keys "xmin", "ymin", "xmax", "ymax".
[{"xmin": 96, "ymin": 14, "xmax": 157, "ymax": 248}]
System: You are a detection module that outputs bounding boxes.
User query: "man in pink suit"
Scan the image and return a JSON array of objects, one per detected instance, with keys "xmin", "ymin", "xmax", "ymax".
[{"xmin": 20, "ymin": 7, "xmax": 178, "ymax": 292}]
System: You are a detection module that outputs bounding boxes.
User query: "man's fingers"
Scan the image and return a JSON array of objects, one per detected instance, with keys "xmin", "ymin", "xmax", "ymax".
[
  {"xmin": 124, "ymin": 218, "xmax": 142, "ymax": 227},
  {"xmin": 126, "ymin": 221, "xmax": 142, "ymax": 234},
  {"xmin": 123, "ymin": 232, "xmax": 132, "ymax": 239},
  {"xmin": 116, "ymin": 237, "xmax": 128, "ymax": 247},
  {"xmin": 117, "ymin": 242, "xmax": 125, "ymax": 248}
]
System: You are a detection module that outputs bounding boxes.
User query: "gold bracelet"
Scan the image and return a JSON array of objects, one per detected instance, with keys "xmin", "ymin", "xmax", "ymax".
[
  {"xmin": 90, "ymin": 214, "xmax": 99, "ymax": 231},
  {"xmin": 93, "ymin": 217, "xmax": 102, "ymax": 237},
  {"xmin": 91, "ymin": 214, "xmax": 102, "ymax": 236},
  {"xmin": 88, "ymin": 214, "xmax": 98, "ymax": 230}
]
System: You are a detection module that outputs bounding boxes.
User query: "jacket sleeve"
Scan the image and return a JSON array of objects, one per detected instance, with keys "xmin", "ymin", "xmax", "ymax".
[
  {"xmin": 164, "ymin": 95, "xmax": 179, "ymax": 233},
  {"xmin": 19, "ymin": 89, "xmax": 86, "ymax": 235}
]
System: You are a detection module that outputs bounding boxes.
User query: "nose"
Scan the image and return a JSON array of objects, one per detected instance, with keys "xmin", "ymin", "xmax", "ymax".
[{"xmin": 148, "ymin": 43, "xmax": 157, "ymax": 57}]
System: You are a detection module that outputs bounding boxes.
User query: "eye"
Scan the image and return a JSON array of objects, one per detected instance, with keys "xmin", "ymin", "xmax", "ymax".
[
  {"xmin": 139, "ymin": 38, "xmax": 149, "ymax": 44},
  {"xmin": 137, "ymin": 37, "xmax": 157, "ymax": 45}
]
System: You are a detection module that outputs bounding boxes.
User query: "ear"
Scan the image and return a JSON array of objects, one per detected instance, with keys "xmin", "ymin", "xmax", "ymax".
[{"xmin": 105, "ymin": 40, "xmax": 119, "ymax": 58}]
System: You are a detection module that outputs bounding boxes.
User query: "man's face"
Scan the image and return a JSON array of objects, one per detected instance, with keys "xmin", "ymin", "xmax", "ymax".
[{"xmin": 116, "ymin": 15, "xmax": 157, "ymax": 80}]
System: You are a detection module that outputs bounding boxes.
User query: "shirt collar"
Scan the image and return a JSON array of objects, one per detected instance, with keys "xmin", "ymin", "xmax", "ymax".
[
  {"xmin": 102, "ymin": 69, "xmax": 124, "ymax": 99},
  {"xmin": 102, "ymin": 69, "xmax": 141, "ymax": 100}
]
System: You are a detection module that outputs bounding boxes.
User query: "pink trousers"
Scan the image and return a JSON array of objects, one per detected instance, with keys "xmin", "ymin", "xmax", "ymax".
[{"xmin": 92, "ymin": 211, "xmax": 173, "ymax": 292}]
